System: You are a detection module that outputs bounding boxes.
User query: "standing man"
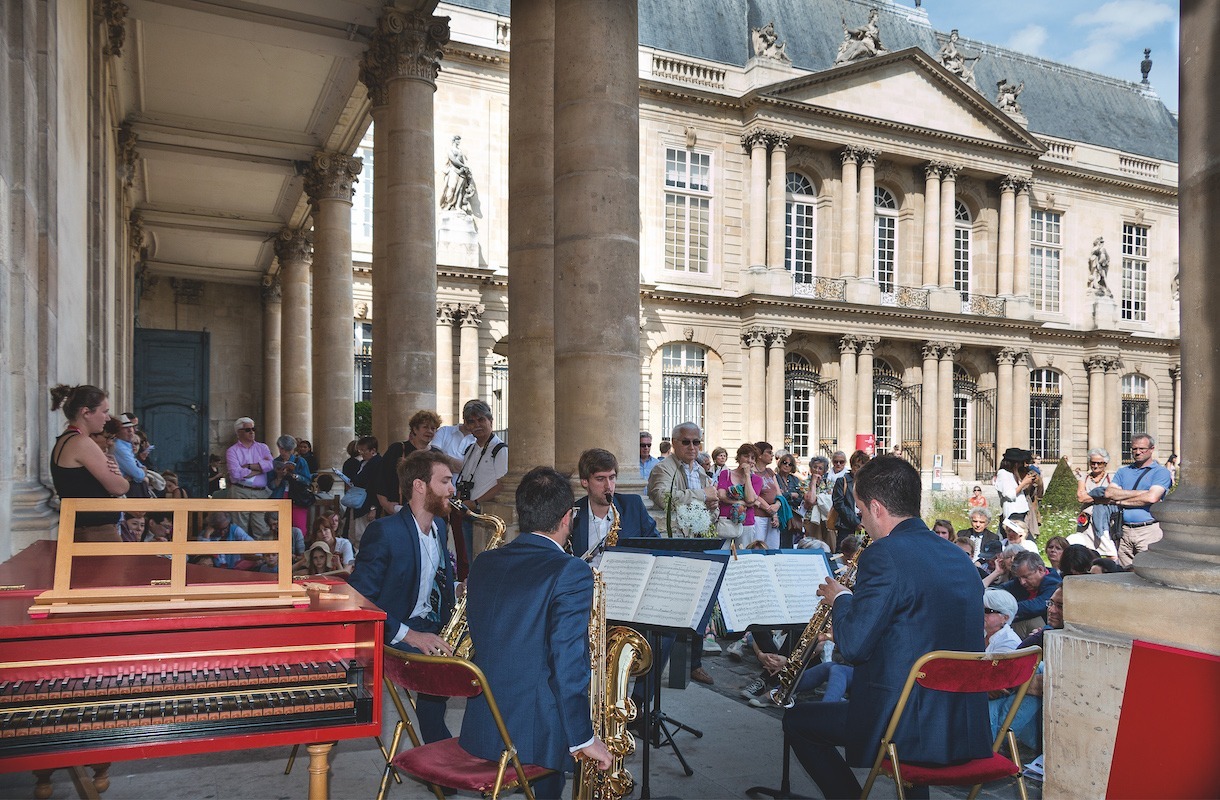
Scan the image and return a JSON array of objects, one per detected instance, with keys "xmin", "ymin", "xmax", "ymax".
[
  {"xmin": 647, "ymin": 421, "xmax": 720, "ymax": 684},
  {"xmin": 639, "ymin": 431, "xmax": 661, "ymax": 480},
  {"xmin": 572, "ymin": 448, "xmax": 658, "ymax": 562},
  {"xmin": 454, "ymin": 400, "xmax": 508, "ymax": 558},
  {"xmin": 225, "ymin": 416, "xmax": 274, "ymax": 538},
  {"xmin": 1104, "ymin": 432, "xmax": 1173, "ymax": 567},
  {"xmin": 114, "ymin": 413, "xmax": 150, "ymax": 497},
  {"xmin": 784, "ymin": 455, "xmax": 990, "ymax": 798},
  {"xmin": 432, "ymin": 405, "xmax": 476, "ymax": 464},
  {"xmin": 460, "ymin": 466, "xmax": 612, "ymax": 799},
  {"xmin": 348, "ymin": 449, "xmax": 457, "ymax": 743}
]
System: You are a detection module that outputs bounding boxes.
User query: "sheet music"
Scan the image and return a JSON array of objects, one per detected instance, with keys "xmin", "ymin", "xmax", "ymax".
[
  {"xmin": 717, "ymin": 555, "xmax": 785, "ymax": 630},
  {"xmin": 693, "ymin": 563, "xmax": 721, "ymax": 629},
  {"xmin": 633, "ymin": 558, "xmax": 712, "ymax": 628},
  {"xmin": 773, "ymin": 553, "xmax": 832, "ymax": 621},
  {"xmin": 597, "ymin": 551, "xmax": 654, "ymax": 621}
]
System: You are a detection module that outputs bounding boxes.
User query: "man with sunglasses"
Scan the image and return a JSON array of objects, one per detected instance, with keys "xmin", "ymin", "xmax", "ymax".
[{"xmin": 225, "ymin": 416, "xmax": 274, "ymax": 538}]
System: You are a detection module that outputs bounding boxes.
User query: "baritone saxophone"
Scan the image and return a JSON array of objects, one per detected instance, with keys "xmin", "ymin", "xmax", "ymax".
[{"xmin": 439, "ymin": 498, "xmax": 506, "ymax": 659}]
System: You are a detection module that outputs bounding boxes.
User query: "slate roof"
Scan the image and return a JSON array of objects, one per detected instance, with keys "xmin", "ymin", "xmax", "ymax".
[{"xmin": 445, "ymin": 0, "xmax": 1178, "ymax": 163}]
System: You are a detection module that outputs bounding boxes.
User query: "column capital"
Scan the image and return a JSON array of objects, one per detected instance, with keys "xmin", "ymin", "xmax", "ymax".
[
  {"xmin": 857, "ymin": 147, "xmax": 880, "ymax": 166},
  {"xmin": 922, "ymin": 341, "xmax": 944, "ymax": 360},
  {"xmin": 741, "ymin": 131, "xmax": 771, "ymax": 152},
  {"xmin": 304, "ymin": 151, "xmax": 363, "ymax": 206},
  {"xmin": 460, "ymin": 303, "xmax": 485, "ymax": 327},
  {"xmin": 1169, "ymin": 363, "xmax": 1182, "ymax": 382},
  {"xmin": 840, "ymin": 145, "xmax": 861, "ymax": 165},
  {"xmin": 939, "ymin": 163, "xmax": 961, "ymax": 180},
  {"xmin": 1016, "ymin": 177, "xmax": 1035, "ymax": 195},
  {"xmin": 261, "ymin": 275, "xmax": 282, "ymax": 304},
  {"xmin": 767, "ymin": 132, "xmax": 793, "ymax": 151},
  {"xmin": 437, "ymin": 304, "xmax": 459, "ymax": 325},
  {"xmin": 857, "ymin": 335, "xmax": 880, "ymax": 354},
  {"xmin": 1103, "ymin": 355, "xmax": 1123, "ymax": 373},
  {"xmin": 98, "ymin": 0, "xmax": 129, "ymax": 57},
  {"xmin": 999, "ymin": 174, "xmax": 1020, "ymax": 192},
  {"xmin": 997, "ymin": 347, "xmax": 1023, "ymax": 366},
  {"xmin": 939, "ymin": 342, "xmax": 960, "ymax": 360},
  {"xmin": 273, "ymin": 226, "xmax": 312, "ymax": 264},
  {"xmin": 129, "ymin": 213, "xmax": 146, "ymax": 261},
  {"xmin": 839, "ymin": 334, "xmax": 860, "ymax": 354},
  {"xmin": 924, "ymin": 161, "xmax": 946, "ymax": 180},
  {"xmin": 743, "ymin": 326, "xmax": 770, "ymax": 347},
  {"xmin": 360, "ymin": 7, "xmax": 451, "ymax": 104},
  {"xmin": 117, "ymin": 123, "xmax": 139, "ymax": 188},
  {"xmin": 1012, "ymin": 349, "xmax": 1032, "ymax": 368},
  {"xmin": 767, "ymin": 327, "xmax": 791, "ymax": 348},
  {"xmin": 1084, "ymin": 354, "xmax": 1108, "ymax": 374}
]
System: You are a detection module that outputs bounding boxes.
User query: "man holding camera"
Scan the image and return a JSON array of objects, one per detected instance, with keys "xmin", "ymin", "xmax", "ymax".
[{"xmin": 455, "ymin": 400, "xmax": 508, "ymax": 558}]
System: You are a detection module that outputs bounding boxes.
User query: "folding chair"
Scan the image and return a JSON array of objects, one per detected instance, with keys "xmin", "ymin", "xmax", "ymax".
[
  {"xmin": 861, "ymin": 646, "xmax": 1042, "ymax": 800},
  {"xmin": 379, "ymin": 649, "xmax": 555, "ymax": 800}
]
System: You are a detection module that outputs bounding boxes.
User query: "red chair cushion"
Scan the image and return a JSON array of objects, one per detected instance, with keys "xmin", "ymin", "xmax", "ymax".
[
  {"xmin": 916, "ymin": 653, "xmax": 1039, "ymax": 694},
  {"xmin": 392, "ymin": 737, "xmax": 553, "ymax": 793},
  {"xmin": 384, "ymin": 656, "xmax": 483, "ymax": 699},
  {"xmin": 882, "ymin": 752, "xmax": 1020, "ymax": 786}
]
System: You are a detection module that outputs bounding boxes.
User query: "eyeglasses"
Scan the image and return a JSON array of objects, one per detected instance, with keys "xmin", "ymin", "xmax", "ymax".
[
  {"xmin": 832, "ymin": 460, "xmax": 845, "ymax": 465},
  {"xmin": 1089, "ymin": 461, "xmax": 1107, "ymax": 466},
  {"xmin": 238, "ymin": 427, "xmax": 256, "ymax": 433},
  {"xmin": 984, "ymin": 608, "xmax": 1002, "ymax": 615},
  {"xmin": 1046, "ymin": 599, "xmax": 1063, "ymax": 609},
  {"xmin": 640, "ymin": 443, "xmax": 651, "ymax": 448},
  {"xmin": 678, "ymin": 438, "xmax": 702, "ymax": 446}
]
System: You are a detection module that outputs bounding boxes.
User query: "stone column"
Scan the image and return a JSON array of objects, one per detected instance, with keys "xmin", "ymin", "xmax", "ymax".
[
  {"xmin": 1085, "ymin": 356, "xmax": 1107, "ymax": 449},
  {"xmin": 744, "ymin": 327, "xmax": 769, "ymax": 443},
  {"xmin": 304, "ymin": 150, "xmax": 362, "ymax": 466},
  {"xmin": 938, "ymin": 344, "xmax": 960, "ymax": 466},
  {"xmin": 506, "ymin": 0, "xmax": 556, "ymax": 472},
  {"xmin": 767, "ymin": 134, "xmax": 791, "ymax": 271},
  {"xmin": 855, "ymin": 336, "xmax": 878, "ymax": 444},
  {"xmin": 458, "ymin": 304, "xmax": 483, "ymax": 407},
  {"xmin": 839, "ymin": 147, "xmax": 859, "ymax": 279},
  {"xmin": 360, "ymin": 8, "xmax": 449, "ymax": 443},
  {"xmin": 766, "ymin": 328, "xmax": 789, "ymax": 445},
  {"xmin": 922, "ymin": 162, "xmax": 942, "ymax": 287},
  {"xmin": 938, "ymin": 165, "xmax": 959, "ymax": 287},
  {"xmin": 1013, "ymin": 179, "xmax": 1032, "ymax": 295},
  {"xmin": 921, "ymin": 342, "xmax": 941, "ymax": 471},
  {"xmin": 1013, "ymin": 351, "xmax": 1031, "ymax": 450},
  {"xmin": 995, "ymin": 348, "xmax": 1017, "ymax": 452},
  {"xmin": 262, "ymin": 277, "xmax": 282, "ymax": 441},
  {"xmin": 745, "ymin": 132, "xmax": 770, "ymax": 269},
  {"xmin": 838, "ymin": 336, "xmax": 859, "ymax": 452},
  {"xmin": 552, "ymin": 0, "xmax": 640, "ymax": 474},
  {"xmin": 1103, "ymin": 356, "xmax": 1122, "ymax": 466},
  {"xmin": 856, "ymin": 148, "xmax": 878, "ymax": 282},
  {"xmin": 1169, "ymin": 364, "xmax": 1182, "ymax": 459},
  {"xmin": 275, "ymin": 228, "xmax": 313, "ymax": 440},
  {"xmin": 997, "ymin": 175, "xmax": 1017, "ymax": 297},
  {"xmin": 436, "ymin": 305, "xmax": 457, "ymax": 422}
]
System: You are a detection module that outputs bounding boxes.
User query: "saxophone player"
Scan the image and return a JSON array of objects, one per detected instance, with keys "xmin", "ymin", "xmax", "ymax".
[
  {"xmin": 572, "ymin": 448, "xmax": 658, "ymax": 564},
  {"xmin": 460, "ymin": 467, "xmax": 612, "ymax": 799}
]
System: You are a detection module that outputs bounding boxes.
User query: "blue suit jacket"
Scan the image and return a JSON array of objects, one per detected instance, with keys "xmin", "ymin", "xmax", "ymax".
[
  {"xmin": 833, "ymin": 517, "xmax": 991, "ymax": 767},
  {"xmin": 459, "ymin": 534, "xmax": 594, "ymax": 771},
  {"xmin": 347, "ymin": 509, "xmax": 454, "ymax": 643},
  {"xmin": 570, "ymin": 492, "xmax": 658, "ymax": 558}
]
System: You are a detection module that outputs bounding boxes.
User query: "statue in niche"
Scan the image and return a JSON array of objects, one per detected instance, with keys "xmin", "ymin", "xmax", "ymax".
[
  {"xmin": 1171, "ymin": 270, "xmax": 1179, "ymax": 302},
  {"xmin": 996, "ymin": 78, "xmax": 1024, "ymax": 114},
  {"xmin": 1087, "ymin": 236, "xmax": 1112, "ymax": 297},
  {"xmin": 439, "ymin": 135, "xmax": 476, "ymax": 215},
  {"xmin": 938, "ymin": 29, "xmax": 980, "ymax": 88},
  {"xmin": 751, "ymin": 21, "xmax": 791, "ymax": 63},
  {"xmin": 834, "ymin": 7, "xmax": 885, "ymax": 66}
]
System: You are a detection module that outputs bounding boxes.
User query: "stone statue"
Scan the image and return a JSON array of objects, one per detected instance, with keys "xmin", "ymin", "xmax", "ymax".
[
  {"xmin": 439, "ymin": 135, "xmax": 475, "ymax": 215},
  {"xmin": 751, "ymin": 21, "xmax": 791, "ymax": 63},
  {"xmin": 996, "ymin": 78, "xmax": 1024, "ymax": 114},
  {"xmin": 1171, "ymin": 270, "xmax": 1179, "ymax": 302},
  {"xmin": 834, "ymin": 7, "xmax": 885, "ymax": 66},
  {"xmin": 1140, "ymin": 48, "xmax": 1153, "ymax": 85},
  {"xmin": 1087, "ymin": 236, "xmax": 1112, "ymax": 297},
  {"xmin": 939, "ymin": 29, "xmax": 980, "ymax": 88}
]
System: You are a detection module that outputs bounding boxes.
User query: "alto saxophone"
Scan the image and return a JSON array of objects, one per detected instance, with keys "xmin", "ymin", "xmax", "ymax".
[
  {"xmin": 439, "ymin": 498, "xmax": 506, "ymax": 659},
  {"xmin": 577, "ymin": 567, "xmax": 652, "ymax": 800},
  {"xmin": 767, "ymin": 534, "xmax": 871, "ymax": 708},
  {"xmin": 580, "ymin": 494, "xmax": 621, "ymax": 563}
]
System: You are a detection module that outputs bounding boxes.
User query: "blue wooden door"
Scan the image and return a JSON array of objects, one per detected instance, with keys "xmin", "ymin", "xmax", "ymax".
[{"xmin": 133, "ymin": 329, "xmax": 210, "ymax": 497}]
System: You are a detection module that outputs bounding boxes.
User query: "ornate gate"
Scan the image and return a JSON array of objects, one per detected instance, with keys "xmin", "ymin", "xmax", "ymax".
[
  {"xmin": 974, "ymin": 387, "xmax": 997, "ymax": 481},
  {"xmin": 897, "ymin": 384, "xmax": 922, "ymax": 469},
  {"xmin": 816, "ymin": 379, "xmax": 838, "ymax": 456}
]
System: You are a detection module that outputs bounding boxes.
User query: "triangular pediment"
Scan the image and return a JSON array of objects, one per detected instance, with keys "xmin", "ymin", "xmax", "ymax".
[{"xmin": 757, "ymin": 48, "xmax": 1043, "ymax": 152}]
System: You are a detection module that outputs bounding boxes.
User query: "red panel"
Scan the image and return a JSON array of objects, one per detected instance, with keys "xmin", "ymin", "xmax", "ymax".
[{"xmin": 1107, "ymin": 640, "xmax": 1220, "ymax": 798}]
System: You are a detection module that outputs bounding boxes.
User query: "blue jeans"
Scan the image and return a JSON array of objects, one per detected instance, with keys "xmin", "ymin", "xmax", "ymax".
[{"xmin": 795, "ymin": 661, "xmax": 853, "ymax": 702}]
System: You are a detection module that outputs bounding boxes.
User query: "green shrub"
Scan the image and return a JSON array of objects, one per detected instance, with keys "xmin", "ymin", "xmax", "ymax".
[
  {"xmin": 1042, "ymin": 456, "xmax": 1078, "ymax": 511},
  {"xmin": 354, "ymin": 401, "xmax": 372, "ymax": 437}
]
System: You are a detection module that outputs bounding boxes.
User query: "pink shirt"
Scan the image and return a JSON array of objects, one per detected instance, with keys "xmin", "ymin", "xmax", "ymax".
[
  {"xmin": 226, "ymin": 440, "xmax": 275, "ymax": 489},
  {"xmin": 718, "ymin": 470, "xmax": 764, "ymax": 525}
]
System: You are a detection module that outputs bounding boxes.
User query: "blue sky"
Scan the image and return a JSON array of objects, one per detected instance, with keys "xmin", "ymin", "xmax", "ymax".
[{"xmin": 911, "ymin": 0, "xmax": 1180, "ymax": 112}]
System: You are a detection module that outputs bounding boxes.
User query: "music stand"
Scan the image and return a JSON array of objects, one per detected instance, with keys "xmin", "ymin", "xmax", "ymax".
[{"xmin": 614, "ymin": 538, "xmax": 723, "ymax": 799}]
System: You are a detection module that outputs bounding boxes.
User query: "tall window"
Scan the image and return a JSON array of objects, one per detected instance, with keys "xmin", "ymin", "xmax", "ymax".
[
  {"xmin": 784, "ymin": 353, "xmax": 817, "ymax": 458},
  {"xmin": 785, "ymin": 173, "xmax": 816, "ymax": 283},
  {"xmin": 664, "ymin": 148, "xmax": 711, "ymax": 274},
  {"xmin": 1030, "ymin": 209, "xmax": 1062, "ymax": 312},
  {"xmin": 1121, "ymin": 374, "xmax": 1149, "ymax": 462},
  {"xmin": 661, "ymin": 344, "xmax": 707, "ymax": 435},
  {"xmin": 953, "ymin": 201, "xmax": 971, "ymax": 298},
  {"xmin": 874, "ymin": 188, "xmax": 897, "ymax": 293},
  {"xmin": 353, "ymin": 322, "xmax": 373, "ymax": 402},
  {"xmin": 351, "ymin": 144, "xmax": 374, "ymax": 242},
  {"xmin": 952, "ymin": 365, "xmax": 973, "ymax": 463},
  {"xmin": 873, "ymin": 360, "xmax": 900, "ymax": 452},
  {"xmin": 1029, "ymin": 369, "xmax": 1062, "ymax": 461},
  {"xmin": 490, "ymin": 357, "xmax": 508, "ymax": 438},
  {"xmin": 1121, "ymin": 223, "xmax": 1149, "ymax": 322}
]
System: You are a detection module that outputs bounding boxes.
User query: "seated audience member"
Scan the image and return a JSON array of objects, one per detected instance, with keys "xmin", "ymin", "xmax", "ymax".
[
  {"xmin": 191, "ymin": 554, "xmax": 217, "ymax": 568},
  {"xmin": 161, "ymin": 470, "xmax": 189, "ymax": 499},
  {"xmin": 999, "ymin": 551, "xmax": 1062, "ymax": 637},
  {"xmin": 984, "ymin": 543, "xmax": 1027, "ymax": 588},
  {"xmin": 295, "ymin": 540, "xmax": 343, "ymax": 576},
  {"xmin": 297, "ymin": 517, "xmax": 354, "ymax": 575},
  {"xmin": 1001, "ymin": 518, "xmax": 1039, "ymax": 554},
  {"xmin": 1044, "ymin": 535, "xmax": 1070, "ymax": 573},
  {"xmin": 255, "ymin": 551, "xmax": 280, "ymax": 574},
  {"xmin": 265, "ymin": 510, "xmax": 305, "ymax": 559},
  {"xmin": 121, "ymin": 515, "xmax": 146, "ymax": 543},
  {"xmin": 958, "ymin": 507, "xmax": 999, "ymax": 557},
  {"xmin": 834, "ymin": 532, "xmax": 865, "ymax": 576},
  {"xmin": 931, "ymin": 519, "xmax": 955, "ymax": 540},
  {"xmin": 954, "ymin": 536, "xmax": 976, "ymax": 558},
  {"xmin": 975, "ymin": 538, "xmax": 1003, "ymax": 580},
  {"xmin": 739, "ymin": 624, "xmax": 805, "ymax": 704},
  {"xmin": 1090, "ymin": 557, "xmax": 1124, "ymax": 574},
  {"xmin": 1059, "ymin": 543, "xmax": 1100, "ymax": 577},
  {"xmin": 983, "ymin": 589, "xmax": 1021, "ymax": 653},
  {"xmin": 990, "ymin": 586, "xmax": 1063, "ymax": 752},
  {"xmin": 144, "ymin": 512, "xmax": 172, "ymax": 542},
  {"xmin": 194, "ymin": 511, "xmax": 253, "ymax": 569}
]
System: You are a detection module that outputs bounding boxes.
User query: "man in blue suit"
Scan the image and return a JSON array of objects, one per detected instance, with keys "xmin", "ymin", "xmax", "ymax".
[
  {"xmin": 348, "ymin": 449, "xmax": 457, "ymax": 744},
  {"xmin": 571, "ymin": 448, "xmax": 658, "ymax": 562},
  {"xmin": 460, "ymin": 466, "xmax": 612, "ymax": 799},
  {"xmin": 783, "ymin": 455, "xmax": 990, "ymax": 798}
]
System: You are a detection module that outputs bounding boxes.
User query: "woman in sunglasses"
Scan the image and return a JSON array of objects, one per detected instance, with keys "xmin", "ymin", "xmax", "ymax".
[{"xmin": 1072, "ymin": 447, "xmax": 1118, "ymax": 558}]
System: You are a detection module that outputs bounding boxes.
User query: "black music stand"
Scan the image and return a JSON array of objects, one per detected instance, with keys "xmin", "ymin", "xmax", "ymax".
[
  {"xmin": 745, "ymin": 733, "xmax": 810, "ymax": 799},
  {"xmin": 614, "ymin": 538, "xmax": 724, "ymax": 800}
]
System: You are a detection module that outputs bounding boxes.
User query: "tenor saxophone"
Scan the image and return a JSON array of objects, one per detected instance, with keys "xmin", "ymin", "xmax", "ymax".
[
  {"xmin": 439, "ymin": 498, "xmax": 506, "ymax": 659},
  {"xmin": 767, "ymin": 534, "xmax": 871, "ymax": 708},
  {"xmin": 577, "ymin": 567, "xmax": 652, "ymax": 800}
]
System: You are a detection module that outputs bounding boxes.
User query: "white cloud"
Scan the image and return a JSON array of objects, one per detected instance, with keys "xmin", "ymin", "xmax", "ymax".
[
  {"xmin": 1071, "ymin": 1, "xmax": 1176, "ymax": 41},
  {"xmin": 1007, "ymin": 25, "xmax": 1049, "ymax": 55},
  {"xmin": 1069, "ymin": 39, "xmax": 1123, "ymax": 73}
]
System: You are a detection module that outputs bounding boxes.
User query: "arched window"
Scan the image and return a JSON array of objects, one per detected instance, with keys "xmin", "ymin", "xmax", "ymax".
[
  {"xmin": 954, "ymin": 200, "xmax": 971, "ymax": 300},
  {"xmin": 873, "ymin": 359, "xmax": 901, "ymax": 452},
  {"xmin": 952, "ymin": 365, "xmax": 974, "ymax": 464},
  {"xmin": 874, "ymin": 187, "xmax": 898, "ymax": 293},
  {"xmin": 1121, "ymin": 374, "xmax": 1149, "ymax": 462},
  {"xmin": 661, "ymin": 344, "xmax": 707, "ymax": 435},
  {"xmin": 785, "ymin": 173, "xmax": 816, "ymax": 284},
  {"xmin": 784, "ymin": 354, "xmax": 815, "ymax": 458},
  {"xmin": 1029, "ymin": 369, "xmax": 1062, "ymax": 461}
]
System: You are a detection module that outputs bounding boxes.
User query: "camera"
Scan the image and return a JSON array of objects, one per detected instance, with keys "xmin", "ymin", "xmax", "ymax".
[{"xmin": 456, "ymin": 479, "xmax": 475, "ymax": 501}]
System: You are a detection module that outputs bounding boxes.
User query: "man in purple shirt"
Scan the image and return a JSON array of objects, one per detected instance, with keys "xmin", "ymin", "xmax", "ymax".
[{"xmin": 225, "ymin": 416, "xmax": 275, "ymax": 539}]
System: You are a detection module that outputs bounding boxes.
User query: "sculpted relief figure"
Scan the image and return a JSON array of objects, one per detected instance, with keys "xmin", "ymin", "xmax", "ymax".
[
  {"xmin": 939, "ymin": 29, "xmax": 980, "ymax": 88},
  {"xmin": 996, "ymin": 78, "xmax": 1024, "ymax": 114},
  {"xmin": 439, "ymin": 135, "xmax": 476, "ymax": 215},
  {"xmin": 834, "ymin": 7, "xmax": 885, "ymax": 66},
  {"xmin": 751, "ymin": 21, "xmax": 792, "ymax": 63},
  {"xmin": 1087, "ymin": 236, "xmax": 1112, "ymax": 297}
]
